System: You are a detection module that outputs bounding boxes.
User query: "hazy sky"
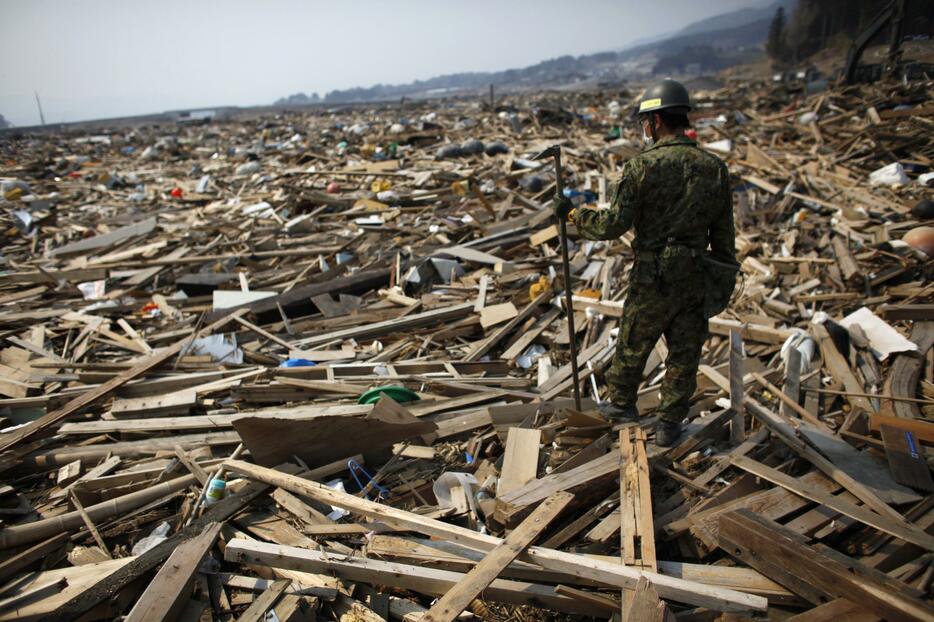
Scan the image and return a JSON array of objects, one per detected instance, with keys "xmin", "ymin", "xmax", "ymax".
[{"xmin": 1, "ymin": 0, "xmax": 762, "ymax": 126}]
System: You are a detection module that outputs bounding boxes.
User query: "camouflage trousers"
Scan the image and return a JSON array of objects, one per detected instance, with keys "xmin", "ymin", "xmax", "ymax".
[{"xmin": 605, "ymin": 274, "xmax": 707, "ymax": 425}]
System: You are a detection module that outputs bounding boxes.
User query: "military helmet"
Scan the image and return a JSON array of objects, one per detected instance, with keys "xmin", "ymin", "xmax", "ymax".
[{"xmin": 637, "ymin": 79, "xmax": 692, "ymax": 115}]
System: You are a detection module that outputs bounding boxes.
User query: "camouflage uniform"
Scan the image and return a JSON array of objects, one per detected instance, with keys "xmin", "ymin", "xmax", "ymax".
[{"xmin": 572, "ymin": 134, "xmax": 734, "ymax": 425}]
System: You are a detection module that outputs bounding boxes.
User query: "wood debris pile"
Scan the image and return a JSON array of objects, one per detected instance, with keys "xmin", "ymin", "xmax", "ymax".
[{"xmin": 0, "ymin": 77, "xmax": 931, "ymax": 621}]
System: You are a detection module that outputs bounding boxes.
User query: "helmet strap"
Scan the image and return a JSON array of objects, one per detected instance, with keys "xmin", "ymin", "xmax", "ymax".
[{"xmin": 649, "ymin": 113, "xmax": 658, "ymax": 142}]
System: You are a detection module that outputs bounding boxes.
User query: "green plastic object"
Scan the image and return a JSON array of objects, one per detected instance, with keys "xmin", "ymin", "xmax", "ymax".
[{"xmin": 357, "ymin": 385, "xmax": 420, "ymax": 405}]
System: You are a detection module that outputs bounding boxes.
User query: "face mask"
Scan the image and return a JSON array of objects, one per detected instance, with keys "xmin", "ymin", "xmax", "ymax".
[{"xmin": 642, "ymin": 130, "xmax": 655, "ymax": 147}]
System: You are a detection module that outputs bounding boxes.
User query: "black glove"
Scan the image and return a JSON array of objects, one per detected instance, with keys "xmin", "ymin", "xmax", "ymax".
[{"xmin": 552, "ymin": 195, "xmax": 574, "ymax": 221}]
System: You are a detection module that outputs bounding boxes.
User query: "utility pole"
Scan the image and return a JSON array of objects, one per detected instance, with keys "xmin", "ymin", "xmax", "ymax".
[
  {"xmin": 34, "ymin": 91, "xmax": 46, "ymax": 126},
  {"xmin": 489, "ymin": 84, "xmax": 494, "ymax": 111}
]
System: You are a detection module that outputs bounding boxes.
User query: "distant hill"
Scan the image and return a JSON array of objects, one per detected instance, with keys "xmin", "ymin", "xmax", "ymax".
[
  {"xmin": 274, "ymin": 1, "xmax": 795, "ymax": 106},
  {"xmin": 676, "ymin": 0, "xmax": 795, "ymax": 37}
]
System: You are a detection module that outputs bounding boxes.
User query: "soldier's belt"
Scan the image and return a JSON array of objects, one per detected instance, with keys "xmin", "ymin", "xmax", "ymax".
[{"xmin": 636, "ymin": 245, "xmax": 702, "ymax": 261}]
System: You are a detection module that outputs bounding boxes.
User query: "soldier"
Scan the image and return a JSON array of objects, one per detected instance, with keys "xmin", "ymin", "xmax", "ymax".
[{"xmin": 553, "ymin": 79, "xmax": 736, "ymax": 447}]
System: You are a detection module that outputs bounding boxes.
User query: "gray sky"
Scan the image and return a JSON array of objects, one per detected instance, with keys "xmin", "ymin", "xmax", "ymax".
[{"xmin": 1, "ymin": 0, "xmax": 762, "ymax": 126}]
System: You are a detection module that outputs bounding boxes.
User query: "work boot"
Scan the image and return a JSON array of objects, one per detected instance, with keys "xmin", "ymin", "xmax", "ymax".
[
  {"xmin": 598, "ymin": 402, "xmax": 638, "ymax": 422},
  {"xmin": 655, "ymin": 420, "xmax": 681, "ymax": 447}
]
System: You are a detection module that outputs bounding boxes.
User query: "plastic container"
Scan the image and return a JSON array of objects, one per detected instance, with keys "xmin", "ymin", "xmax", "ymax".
[{"xmin": 204, "ymin": 477, "xmax": 226, "ymax": 506}]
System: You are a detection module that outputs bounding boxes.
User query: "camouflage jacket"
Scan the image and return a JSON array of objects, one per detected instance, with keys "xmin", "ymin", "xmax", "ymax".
[{"xmin": 572, "ymin": 135, "xmax": 735, "ymax": 265}]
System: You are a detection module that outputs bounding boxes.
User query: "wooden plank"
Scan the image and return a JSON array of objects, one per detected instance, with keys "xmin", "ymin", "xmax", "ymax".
[
  {"xmin": 174, "ymin": 446, "xmax": 210, "ymax": 485},
  {"xmin": 831, "ymin": 235, "xmax": 861, "ymax": 283},
  {"xmin": 235, "ymin": 579, "xmax": 290, "ymax": 622},
  {"xmin": 785, "ymin": 598, "xmax": 880, "ymax": 622},
  {"xmin": 124, "ymin": 522, "xmax": 222, "ymax": 622},
  {"xmin": 814, "ymin": 324, "xmax": 875, "ymax": 413},
  {"xmin": 473, "ymin": 274, "xmax": 489, "ymax": 312},
  {"xmin": 0, "ymin": 309, "xmax": 245, "ymax": 453},
  {"xmin": 58, "ymin": 402, "xmax": 371, "ymax": 435},
  {"xmin": 4, "ymin": 267, "xmax": 108, "ymax": 285},
  {"xmin": 620, "ymin": 426, "xmax": 657, "ymax": 617},
  {"xmin": 498, "ymin": 427, "xmax": 541, "ymax": 496},
  {"xmin": 48, "ymin": 217, "xmax": 156, "ymax": 257},
  {"xmin": 0, "ymin": 533, "xmax": 69, "ymax": 583},
  {"xmin": 222, "ymin": 460, "xmax": 767, "ymax": 613},
  {"xmin": 437, "ymin": 245, "xmax": 512, "ymax": 271},
  {"xmin": 420, "ymin": 492, "xmax": 574, "ymax": 622},
  {"xmin": 619, "ymin": 428, "xmax": 656, "ymax": 571},
  {"xmin": 205, "ymin": 265, "xmax": 388, "ymax": 322},
  {"xmin": 225, "ymin": 538, "xmax": 604, "ymax": 616},
  {"xmin": 870, "ymin": 414, "xmax": 934, "ymax": 443},
  {"xmin": 718, "ymin": 509, "xmax": 934, "ymax": 622},
  {"xmin": 878, "ymin": 304, "xmax": 934, "ymax": 322},
  {"xmin": 365, "ymin": 535, "xmax": 795, "ymax": 604},
  {"xmin": 729, "ymin": 330, "xmax": 745, "ymax": 445},
  {"xmin": 463, "ymin": 294, "xmax": 546, "ymax": 361},
  {"xmin": 495, "ymin": 451, "xmax": 618, "ymax": 527},
  {"xmin": 542, "ymin": 492, "xmax": 617, "ymax": 549},
  {"xmin": 273, "ymin": 594, "xmax": 315, "ymax": 622},
  {"xmin": 479, "ymin": 302, "xmax": 518, "ymax": 329},
  {"xmin": 292, "ymin": 302, "xmax": 474, "ymax": 348},
  {"xmin": 0, "ymin": 557, "xmax": 133, "ymax": 622},
  {"xmin": 111, "ymin": 390, "xmax": 199, "ymax": 418},
  {"xmin": 730, "ymin": 455, "xmax": 934, "ymax": 551},
  {"xmin": 530, "ymin": 224, "xmax": 559, "ymax": 246},
  {"xmin": 752, "ymin": 372, "xmax": 821, "ymax": 427},
  {"xmin": 707, "ymin": 317, "xmax": 793, "ymax": 344},
  {"xmin": 272, "ymin": 488, "xmax": 331, "ymax": 526},
  {"xmin": 56, "ymin": 460, "xmax": 81, "ymax": 487},
  {"xmin": 880, "ymin": 425, "xmax": 934, "ymax": 492},
  {"xmin": 501, "ymin": 308, "xmax": 560, "ymax": 361}
]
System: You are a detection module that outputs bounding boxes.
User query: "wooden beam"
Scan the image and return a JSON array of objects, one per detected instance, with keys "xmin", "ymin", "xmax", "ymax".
[
  {"xmin": 225, "ymin": 538, "xmax": 606, "ymax": 617},
  {"xmin": 718, "ymin": 509, "xmax": 934, "ymax": 622},
  {"xmin": 365, "ymin": 535, "xmax": 796, "ymax": 604},
  {"xmin": 420, "ymin": 492, "xmax": 573, "ymax": 622},
  {"xmin": 222, "ymin": 460, "xmax": 767, "ymax": 613},
  {"xmin": 124, "ymin": 522, "xmax": 222, "ymax": 622}
]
